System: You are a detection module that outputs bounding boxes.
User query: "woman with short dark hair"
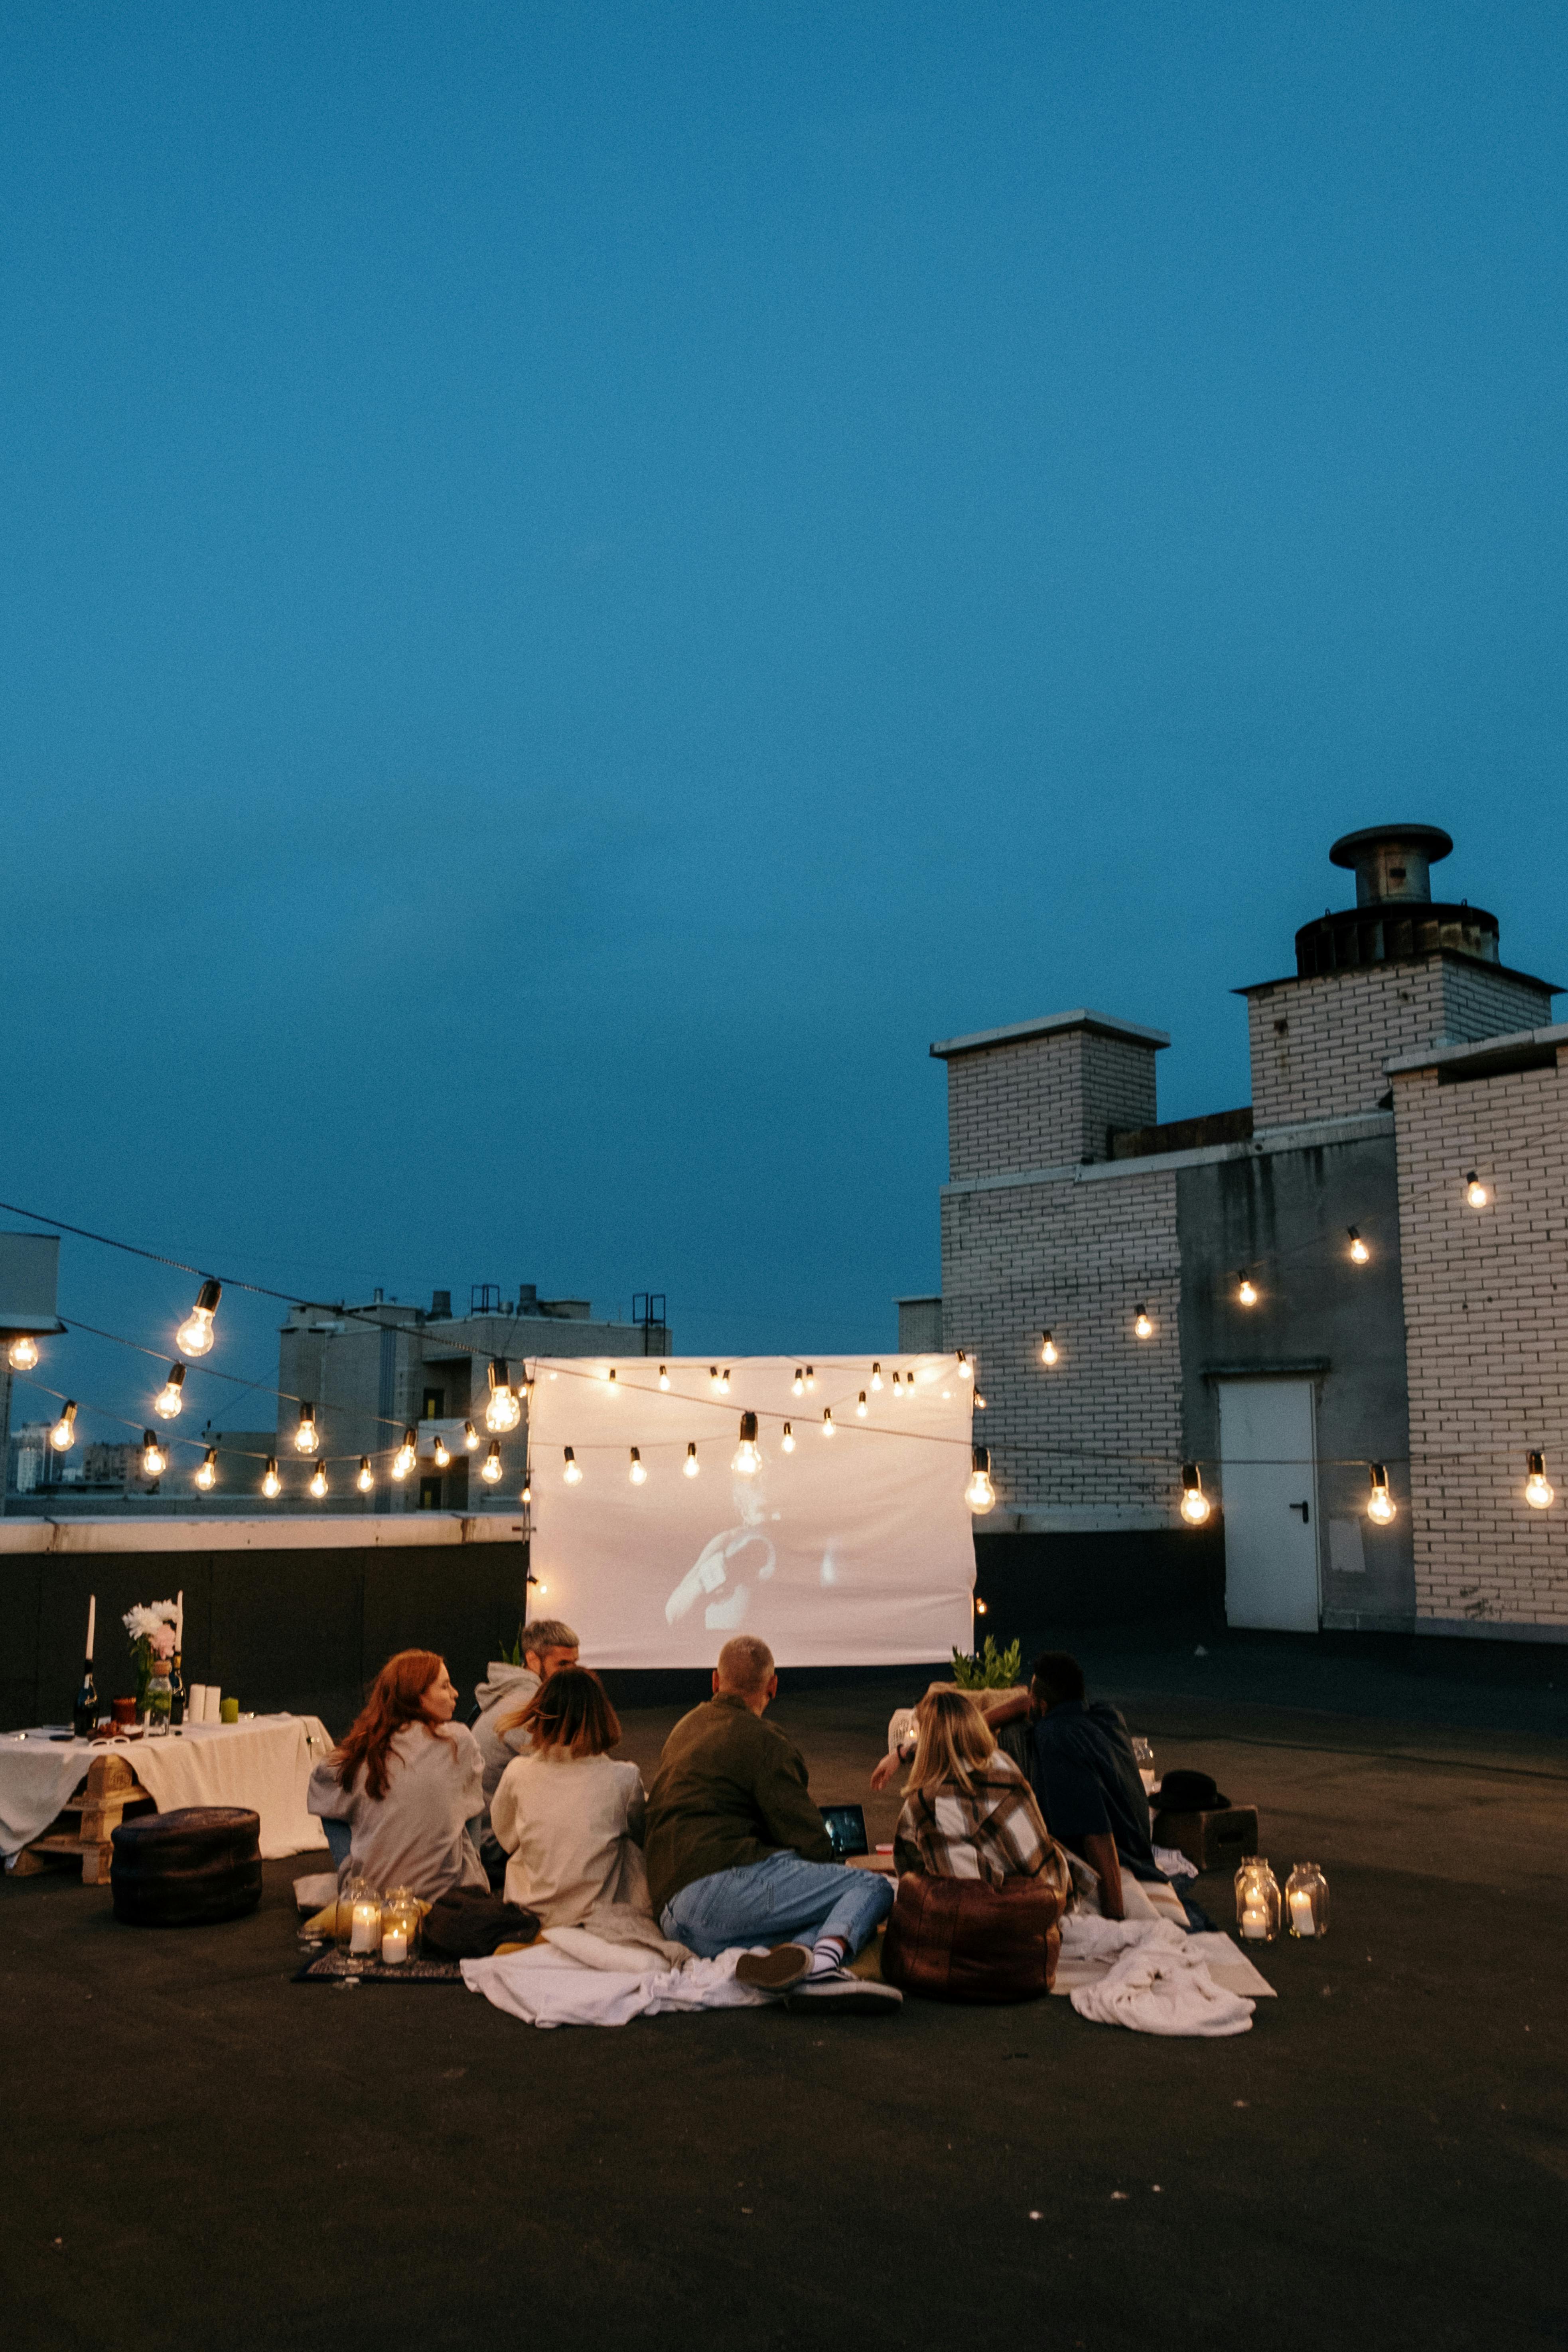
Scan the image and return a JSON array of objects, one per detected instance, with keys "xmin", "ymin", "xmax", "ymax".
[
  {"xmin": 308, "ymin": 1648, "xmax": 487, "ymax": 1899},
  {"xmin": 489, "ymin": 1666, "xmax": 648, "ymax": 1925}
]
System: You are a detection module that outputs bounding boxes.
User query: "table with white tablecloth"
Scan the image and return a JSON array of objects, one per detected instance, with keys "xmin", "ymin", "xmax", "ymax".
[{"xmin": 0, "ymin": 1715, "xmax": 333, "ymax": 1862}]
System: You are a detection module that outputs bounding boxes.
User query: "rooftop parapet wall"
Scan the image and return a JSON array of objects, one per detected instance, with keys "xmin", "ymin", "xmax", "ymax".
[{"xmin": 933, "ymin": 1011, "xmax": 1168, "ymax": 1182}]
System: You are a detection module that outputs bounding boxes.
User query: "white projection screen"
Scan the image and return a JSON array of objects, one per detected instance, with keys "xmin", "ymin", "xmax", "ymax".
[{"xmin": 526, "ymin": 1356, "xmax": 977, "ymax": 1668}]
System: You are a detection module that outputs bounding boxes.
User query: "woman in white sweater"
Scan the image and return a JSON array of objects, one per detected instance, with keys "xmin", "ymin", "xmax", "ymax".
[{"xmin": 489, "ymin": 1667, "xmax": 647, "ymax": 1926}]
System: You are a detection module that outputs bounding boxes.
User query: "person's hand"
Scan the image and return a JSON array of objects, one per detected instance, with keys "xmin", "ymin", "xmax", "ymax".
[{"xmin": 870, "ymin": 1751, "xmax": 901, "ymax": 1792}]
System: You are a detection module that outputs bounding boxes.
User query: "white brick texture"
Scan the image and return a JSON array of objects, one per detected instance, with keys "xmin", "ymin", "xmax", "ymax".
[{"xmin": 947, "ymin": 1030, "xmax": 1158, "ymax": 1179}]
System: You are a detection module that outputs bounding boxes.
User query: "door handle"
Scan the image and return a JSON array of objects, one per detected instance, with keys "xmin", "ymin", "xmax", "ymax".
[{"xmin": 1289, "ymin": 1500, "xmax": 1310, "ymax": 1523}]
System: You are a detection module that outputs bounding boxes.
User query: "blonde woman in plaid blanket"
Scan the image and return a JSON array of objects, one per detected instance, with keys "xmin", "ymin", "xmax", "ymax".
[{"xmin": 893, "ymin": 1687, "xmax": 1071, "ymax": 1901}]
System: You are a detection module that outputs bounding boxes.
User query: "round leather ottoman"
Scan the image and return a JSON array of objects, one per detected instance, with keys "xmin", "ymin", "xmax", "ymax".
[{"xmin": 110, "ymin": 1806, "xmax": 263, "ymax": 1927}]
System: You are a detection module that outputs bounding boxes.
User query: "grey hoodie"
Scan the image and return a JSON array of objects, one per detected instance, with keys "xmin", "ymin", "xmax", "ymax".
[{"xmin": 472, "ymin": 1660, "xmax": 541, "ymax": 1809}]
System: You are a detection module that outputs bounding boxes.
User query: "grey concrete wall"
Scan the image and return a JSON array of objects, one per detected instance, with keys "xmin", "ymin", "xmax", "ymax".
[{"xmin": 1176, "ymin": 1131, "xmax": 1415, "ymax": 1631}]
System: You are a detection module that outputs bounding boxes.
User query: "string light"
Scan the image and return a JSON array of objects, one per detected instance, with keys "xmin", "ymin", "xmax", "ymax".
[
  {"xmin": 1237, "ymin": 1274, "xmax": 1258, "ymax": 1308},
  {"xmin": 463, "ymin": 1421, "xmax": 479, "ymax": 1451},
  {"xmin": 793, "ymin": 1368, "xmax": 805, "ymax": 1396},
  {"xmin": 891, "ymin": 1372, "xmax": 903, "ymax": 1397},
  {"xmin": 1525, "ymin": 1452, "xmax": 1554, "ymax": 1510},
  {"xmin": 720, "ymin": 1368, "xmax": 731, "ymax": 1393},
  {"xmin": 153, "ymin": 1364, "xmax": 186, "ymax": 1418},
  {"xmin": 393, "ymin": 1429, "xmax": 417, "ymax": 1479},
  {"xmin": 964, "ymin": 1444, "xmax": 996, "ymax": 1514},
  {"xmin": 294, "ymin": 1402, "xmax": 319, "ymax": 1455},
  {"xmin": 1180, "ymin": 1464, "xmax": 1211, "ymax": 1525},
  {"xmin": 683, "ymin": 1443, "xmax": 700, "ymax": 1478},
  {"xmin": 1367, "ymin": 1463, "xmax": 1395, "ymax": 1524},
  {"xmin": 481, "ymin": 1441, "xmax": 503, "ymax": 1485},
  {"xmin": 805, "ymin": 1367, "xmax": 816, "ymax": 1391},
  {"xmin": 780, "ymin": 1422, "xmax": 795, "ymax": 1452},
  {"xmin": 709, "ymin": 1366, "xmax": 723, "ymax": 1392},
  {"xmin": 659, "ymin": 1365, "xmax": 671, "ymax": 1390},
  {"xmin": 262, "ymin": 1457, "xmax": 281, "ymax": 1498},
  {"xmin": 521, "ymin": 1467, "xmax": 533, "ymax": 1504},
  {"xmin": 49, "ymin": 1402, "xmax": 77, "ymax": 1451},
  {"xmin": 856, "ymin": 1391, "xmax": 868, "ymax": 1418},
  {"xmin": 433, "ymin": 1434, "xmax": 451, "ymax": 1469},
  {"xmin": 974, "ymin": 1393, "xmax": 987, "ymax": 1410},
  {"xmin": 8, "ymin": 1335, "xmax": 39, "ymax": 1370},
  {"xmin": 974, "ymin": 1597, "xmax": 989, "ymax": 1616},
  {"xmin": 195, "ymin": 1448, "xmax": 217, "ymax": 1491},
  {"xmin": 955, "ymin": 1350, "xmax": 973, "ymax": 1381},
  {"xmin": 486, "ymin": 1359, "xmax": 522, "ymax": 1433},
  {"xmin": 176, "ymin": 1279, "xmax": 222, "ymax": 1358},
  {"xmin": 870, "ymin": 1362, "xmax": 884, "ymax": 1391},
  {"xmin": 604, "ymin": 1367, "xmax": 618, "ymax": 1391},
  {"xmin": 309, "ymin": 1463, "xmax": 329, "ymax": 1500},
  {"xmin": 357, "ymin": 1456, "xmax": 374, "ymax": 1492},
  {"xmin": 822, "ymin": 1408, "xmax": 835, "ymax": 1437},
  {"xmin": 732, "ymin": 1412, "xmax": 761, "ymax": 1475},
  {"xmin": 1133, "ymin": 1307, "xmax": 1154, "ymax": 1340},
  {"xmin": 1348, "ymin": 1228, "xmax": 1370, "ymax": 1265},
  {"xmin": 563, "ymin": 1446, "xmax": 582, "ymax": 1485},
  {"xmin": 1465, "ymin": 1171, "xmax": 1489, "ymax": 1209},
  {"xmin": 1040, "ymin": 1331, "xmax": 1058, "ymax": 1366},
  {"xmin": 141, "ymin": 1430, "xmax": 167, "ymax": 1477},
  {"xmin": 628, "ymin": 1446, "xmax": 647, "ymax": 1485}
]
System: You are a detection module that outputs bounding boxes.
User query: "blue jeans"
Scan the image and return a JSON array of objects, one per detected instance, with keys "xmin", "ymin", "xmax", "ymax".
[{"xmin": 661, "ymin": 1849, "xmax": 893, "ymax": 1960}]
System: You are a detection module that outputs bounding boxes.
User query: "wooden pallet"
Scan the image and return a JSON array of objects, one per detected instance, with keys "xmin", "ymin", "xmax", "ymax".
[{"xmin": 12, "ymin": 1753, "xmax": 156, "ymax": 1883}]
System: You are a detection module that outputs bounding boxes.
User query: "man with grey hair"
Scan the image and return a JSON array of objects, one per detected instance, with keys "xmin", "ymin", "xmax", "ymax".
[
  {"xmin": 644, "ymin": 1634, "xmax": 899, "ymax": 2011},
  {"xmin": 471, "ymin": 1618, "xmax": 580, "ymax": 1880}
]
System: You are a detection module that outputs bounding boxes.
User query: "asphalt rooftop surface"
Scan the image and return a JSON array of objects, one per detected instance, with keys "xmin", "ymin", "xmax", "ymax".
[{"xmin": 4, "ymin": 1626, "xmax": 1564, "ymax": 2352}]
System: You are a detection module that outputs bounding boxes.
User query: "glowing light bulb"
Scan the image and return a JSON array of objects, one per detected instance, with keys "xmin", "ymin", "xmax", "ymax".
[
  {"xmin": 683, "ymin": 1442, "xmax": 700, "ymax": 1478},
  {"xmin": 964, "ymin": 1444, "xmax": 996, "ymax": 1514},
  {"xmin": 659, "ymin": 1365, "xmax": 671, "ymax": 1390},
  {"xmin": 533, "ymin": 1581, "xmax": 548, "ymax": 1596},
  {"xmin": 1134, "ymin": 1307, "xmax": 1154, "ymax": 1340},
  {"xmin": 486, "ymin": 1359, "xmax": 522, "ymax": 1433},
  {"xmin": 1367, "ymin": 1463, "xmax": 1396, "ymax": 1524},
  {"xmin": 1348, "ymin": 1228, "xmax": 1370, "ymax": 1265},
  {"xmin": 463, "ymin": 1421, "xmax": 479, "ymax": 1451},
  {"xmin": 1041, "ymin": 1331, "xmax": 1059, "ymax": 1366},
  {"xmin": 176, "ymin": 1279, "xmax": 222, "ymax": 1358},
  {"xmin": 974, "ymin": 1597, "xmax": 989, "ymax": 1617},
  {"xmin": 433, "ymin": 1435, "xmax": 451, "ymax": 1469},
  {"xmin": 49, "ymin": 1402, "xmax": 77, "ymax": 1451},
  {"xmin": 8, "ymin": 1335, "xmax": 39, "ymax": 1371},
  {"xmin": 294, "ymin": 1403, "xmax": 319, "ymax": 1455},
  {"xmin": 720, "ymin": 1368, "xmax": 731, "ymax": 1394},
  {"xmin": 604, "ymin": 1367, "xmax": 618, "ymax": 1391},
  {"xmin": 781, "ymin": 1422, "xmax": 795, "ymax": 1453},
  {"xmin": 709, "ymin": 1365, "xmax": 722, "ymax": 1392},
  {"xmin": 357, "ymin": 1456, "xmax": 374, "ymax": 1492},
  {"xmin": 822, "ymin": 1409, "xmax": 835, "ymax": 1437},
  {"xmin": 956, "ymin": 1350, "xmax": 973, "ymax": 1381},
  {"xmin": 1525, "ymin": 1452, "xmax": 1554, "ymax": 1510},
  {"xmin": 195, "ymin": 1448, "xmax": 217, "ymax": 1491},
  {"xmin": 141, "ymin": 1430, "xmax": 166, "ymax": 1477},
  {"xmin": 1180, "ymin": 1464, "xmax": 1211, "ymax": 1525},
  {"xmin": 154, "ymin": 1364, "xmax": 186, "ymax": 1418},
  {"xmin": 1465, "ymin": 1171, "xmax": 1489, "ymax": 1209},
  {"xmin": 891, "ymin": 1372, "xmax": 903, "ymax": 1397},
  {"xmin": 792, "ymin": 1368, "xmax": 805, "ymax": 1396},
  {"xmin": 974, "ymin": 1394, "xmax": 987, "ymax": 1410},
  {"xmin": 482, "ymin": 1441, "xmax": 503, "ymax": 1485},
  {"xmin": 393, "ymin": 1428, "xmax": 417, "ymax": 1479},
  {"xmin": 562, "ymin": 1447, "xmax": 582, "ymax": 1485},
  {"xmin": 628, "ymin": 1446, "xmax": 647, "ymax": 1485},
  {"xmin": 805, "ymin": 1366, "xmax": 816, "ymax": 1392},
  {"xmin": 870, "ymin": 1362, "xmax": 883, "ymax": 1392},
  {"xmin": 731, "ymin": 1411, "xmax": 761, "ymax": 1475},
  {"xmin": 521, "ymin": 1476, "xmax": 533, "ymax": 1504},
  {"xmin": 856, "ymin": 1391, "xmax": 868, "ymax": 1418},
  {"xmin": 309, "ymin": 1462, "xmax": 329, "ymax": 1499},
  {"xmin": 1237, "ymin": 1275, "xmax": 1258, "ymax": 1308},
  {"xmin": 262, "ymin": 1457, "xmax": 281, "ymax": 1498}
]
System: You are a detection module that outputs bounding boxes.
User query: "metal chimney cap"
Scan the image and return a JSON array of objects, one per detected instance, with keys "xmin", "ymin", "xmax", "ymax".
[
  {"xmin": 1329, "ymin": 824, "xmax": 1452, "ymax": 870},
  {"xmin": 1328, "ymin": 824, "xmax": 1454, "ymax": 909}
]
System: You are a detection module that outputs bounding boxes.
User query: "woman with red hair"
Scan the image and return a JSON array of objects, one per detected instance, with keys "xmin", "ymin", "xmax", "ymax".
[{"xmin": 308, "ymin": 1649, "xmax": 487, "ymax": 1899}]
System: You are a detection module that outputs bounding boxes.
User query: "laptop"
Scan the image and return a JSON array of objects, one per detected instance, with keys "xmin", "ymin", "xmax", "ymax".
[{"xmin": 819, "ymin": 1802, "xmax": 870, "ymax": 1859}]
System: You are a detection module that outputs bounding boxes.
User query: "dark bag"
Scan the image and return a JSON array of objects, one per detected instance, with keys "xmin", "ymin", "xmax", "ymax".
[
  {"xmin": 420, "ymin": 1889, "xmax": 539, "ymax": 1959},
  {"xmin": 881, "ymin": 1870, "xmax": 1063, "ymax": 2004}
]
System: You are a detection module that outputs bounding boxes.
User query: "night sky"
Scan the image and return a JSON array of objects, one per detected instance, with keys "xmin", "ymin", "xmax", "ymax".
[{"xmin": 5, "ymin": 6, "xmax": 1566, "ymax": 1444}]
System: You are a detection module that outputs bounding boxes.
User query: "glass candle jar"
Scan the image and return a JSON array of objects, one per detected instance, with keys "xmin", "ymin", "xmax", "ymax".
[
  {"xmin": 341, "ymin": 1876, "xmax": 383, "ymax": 1956},
  {"xmin": 1285, "ymin": 1862, "xmax": 1329, "ymax": 1939},
  {"xmin": 1233, "ymin": 1856, "xmax": 1281, "ymax": 1943},
  {"xmin": 380, "ymin": 1887, "xmax": 420, "ymax": 1965},
  {"xmin": 1130, "ymin": 1736, "xmax": 1156, "ymax": 1792}
]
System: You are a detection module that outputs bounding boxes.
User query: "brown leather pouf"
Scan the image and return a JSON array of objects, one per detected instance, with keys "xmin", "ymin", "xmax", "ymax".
[
  {"xmin": 880, "ymin": 1871, "xmax": 1063, "ymax": 2003},
  {"xmin": 110, "ymin": 1806, "xmax": 263, "ymax": 1928}
]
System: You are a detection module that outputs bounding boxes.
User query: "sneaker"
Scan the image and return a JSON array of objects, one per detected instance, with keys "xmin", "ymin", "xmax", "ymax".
[
  {"xmin": 736, "ymin": 1943, "xmax": 813, "ymax": 1991},
  {"xmin": 785, "ymin": 1967, "xmax": 903, "ymax": 2014}
]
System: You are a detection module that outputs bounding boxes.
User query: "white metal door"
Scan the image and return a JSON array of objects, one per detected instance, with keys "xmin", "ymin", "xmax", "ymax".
[{"xmin": 1218, "ymin": 1379, "xmax": 1320, "ymax": 1632}]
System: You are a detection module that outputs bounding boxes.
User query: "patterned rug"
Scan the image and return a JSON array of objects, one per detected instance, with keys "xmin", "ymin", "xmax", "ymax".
[{"xmin": 294, "ymin": 1942, "xmax": 464, "ymax": 1985}]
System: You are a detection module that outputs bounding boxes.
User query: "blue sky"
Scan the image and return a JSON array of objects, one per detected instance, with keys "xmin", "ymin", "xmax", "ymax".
[{"xmin": 4, "ymin": 4, "xmax": 1567, "ymax": 1440}]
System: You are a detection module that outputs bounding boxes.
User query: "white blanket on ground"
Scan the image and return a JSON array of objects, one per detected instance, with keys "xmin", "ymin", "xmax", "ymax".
[
  {"xmin": 1060, "ymin": 1916, "xmax": 1258, "ymax": 2036},
  {"xmin": 462, "ymin": 1929, "xmax": 770, "ymax": 2029}
]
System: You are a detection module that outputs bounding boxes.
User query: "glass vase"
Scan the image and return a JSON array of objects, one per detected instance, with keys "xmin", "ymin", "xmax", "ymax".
[{"xmin": 1233, "ymin": 1856, "xmax": 1281, "ymax": 1944}]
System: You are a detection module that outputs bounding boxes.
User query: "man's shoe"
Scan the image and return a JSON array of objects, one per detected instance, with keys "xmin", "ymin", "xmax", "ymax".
[
  {"xmin": 785, "ymin": 1967, "xmax": 903, "ymax": 2014},
  {"xmin": 736, "ymin": 1943, "xmax": 813, "ymax": 1991}
]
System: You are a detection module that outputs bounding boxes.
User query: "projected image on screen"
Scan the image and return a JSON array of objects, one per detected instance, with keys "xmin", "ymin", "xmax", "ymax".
[{"xmin": 527, "ymin": 1356, "xmax": 975, "ymax": 1669}]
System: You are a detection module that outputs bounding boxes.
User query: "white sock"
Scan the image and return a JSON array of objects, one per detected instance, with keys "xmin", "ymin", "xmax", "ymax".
[{"xmin": 810, "ymin": 1936, "xmax": 848, "ymax": 1977}]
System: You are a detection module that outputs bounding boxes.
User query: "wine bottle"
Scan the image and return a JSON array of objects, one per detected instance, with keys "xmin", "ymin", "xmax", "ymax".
[
  {"xmin": 73, "ymin": 1662, "xmax": 98, "ymax": 1740},
  {"xmin": 168, "ymin": 1650, "xmax": 186, "ymax": 1729}
]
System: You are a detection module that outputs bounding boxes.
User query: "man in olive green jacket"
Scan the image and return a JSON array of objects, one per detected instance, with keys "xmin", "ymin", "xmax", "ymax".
[{"xmin": 645, "ymin": 1634, "xmax": 898, "ymax": 2010}]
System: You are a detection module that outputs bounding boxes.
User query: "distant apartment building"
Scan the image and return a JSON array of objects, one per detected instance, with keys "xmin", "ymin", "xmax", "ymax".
[{"xmin": 911, "ymin": 825, "xmax": 1566, "ymax": 1641}]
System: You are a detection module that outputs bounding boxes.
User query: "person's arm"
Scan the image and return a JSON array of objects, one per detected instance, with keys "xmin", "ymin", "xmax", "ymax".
[
  {"xmin": 489, "ymin": 1757, "xmax": 524, "ymax": 1855},
  {"xmin": 307, "ymin": 1757, "xmax": 351, "ymax": 1821},
  {"xmin": 870, "ymin": 1749, "xmax": 903, "ymax": 1792},
  {"xmin": 1083, "ymin": 1831, "xmax": 1124, "ymax": 1921},
  {"xmin": 752, "ymin": 1731, "xmax": 834, "ymax": 1863},
  {"xmin": 982, "ymin": 1691, "xmax": 1030, "ymax": 1731},
  {"xmin": 625, "ymin": 1772, "xmax": 647, "ymax": 1849}
]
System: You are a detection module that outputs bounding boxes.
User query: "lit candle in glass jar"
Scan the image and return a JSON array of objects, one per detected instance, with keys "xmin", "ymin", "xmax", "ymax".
[
  {"xmin": 349, "ymin": 1901, "xmax": 381, "ymax": 1955},
  {"xmin": 1289, "ymin": 1889, "xmax": 1316, "ymax": 1936},
  {"xmin": 1241, "ymin": 1904, "xmax": 1269, "ymax": 1941},
  {"xmin": 381, "ymin": 1925, "xmax": 408, "ymax": 1964}
]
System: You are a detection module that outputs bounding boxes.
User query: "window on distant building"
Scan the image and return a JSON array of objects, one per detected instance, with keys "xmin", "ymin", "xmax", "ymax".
[
  {"xmin": 418, "ymin": 1476, "xmax": 442, "ymax": 1510},
  {"xmin": 422, "ymin": 1387, "xmax": 445, "ymax": 1420}
]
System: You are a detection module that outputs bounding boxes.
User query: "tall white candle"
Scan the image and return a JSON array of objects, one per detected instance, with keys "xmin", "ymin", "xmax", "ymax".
[
  {"xmin": 175, "ymin": 1588, "xmax": 183, "ymax": 1645},
  {"xmin": 86, "ymin": 1594, "xmax": 95, "ymax": 1661},
  {"xmin": 350, "ymin": 1902, "xmax": 380, "ymax": 1955},
  {"xmin": 1289, "ymin": 1890, "xmax": 1316, "ymax": 1936}
]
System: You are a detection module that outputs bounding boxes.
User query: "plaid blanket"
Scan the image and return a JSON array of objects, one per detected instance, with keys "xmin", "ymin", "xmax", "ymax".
[{"xmin": 895, "ymin": 1754, "xmax": 1071, "ymax": 1896}]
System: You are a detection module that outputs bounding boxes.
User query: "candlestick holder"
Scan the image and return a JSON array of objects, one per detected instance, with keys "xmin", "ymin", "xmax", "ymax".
[
  {"xmin": 1233, "ymin": 1855, "xmax": 1281, "ymax": 1944},
  {"xmin": 1285, "ymin": 1862, "xmax": 1329, "ymax": 1939}
]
